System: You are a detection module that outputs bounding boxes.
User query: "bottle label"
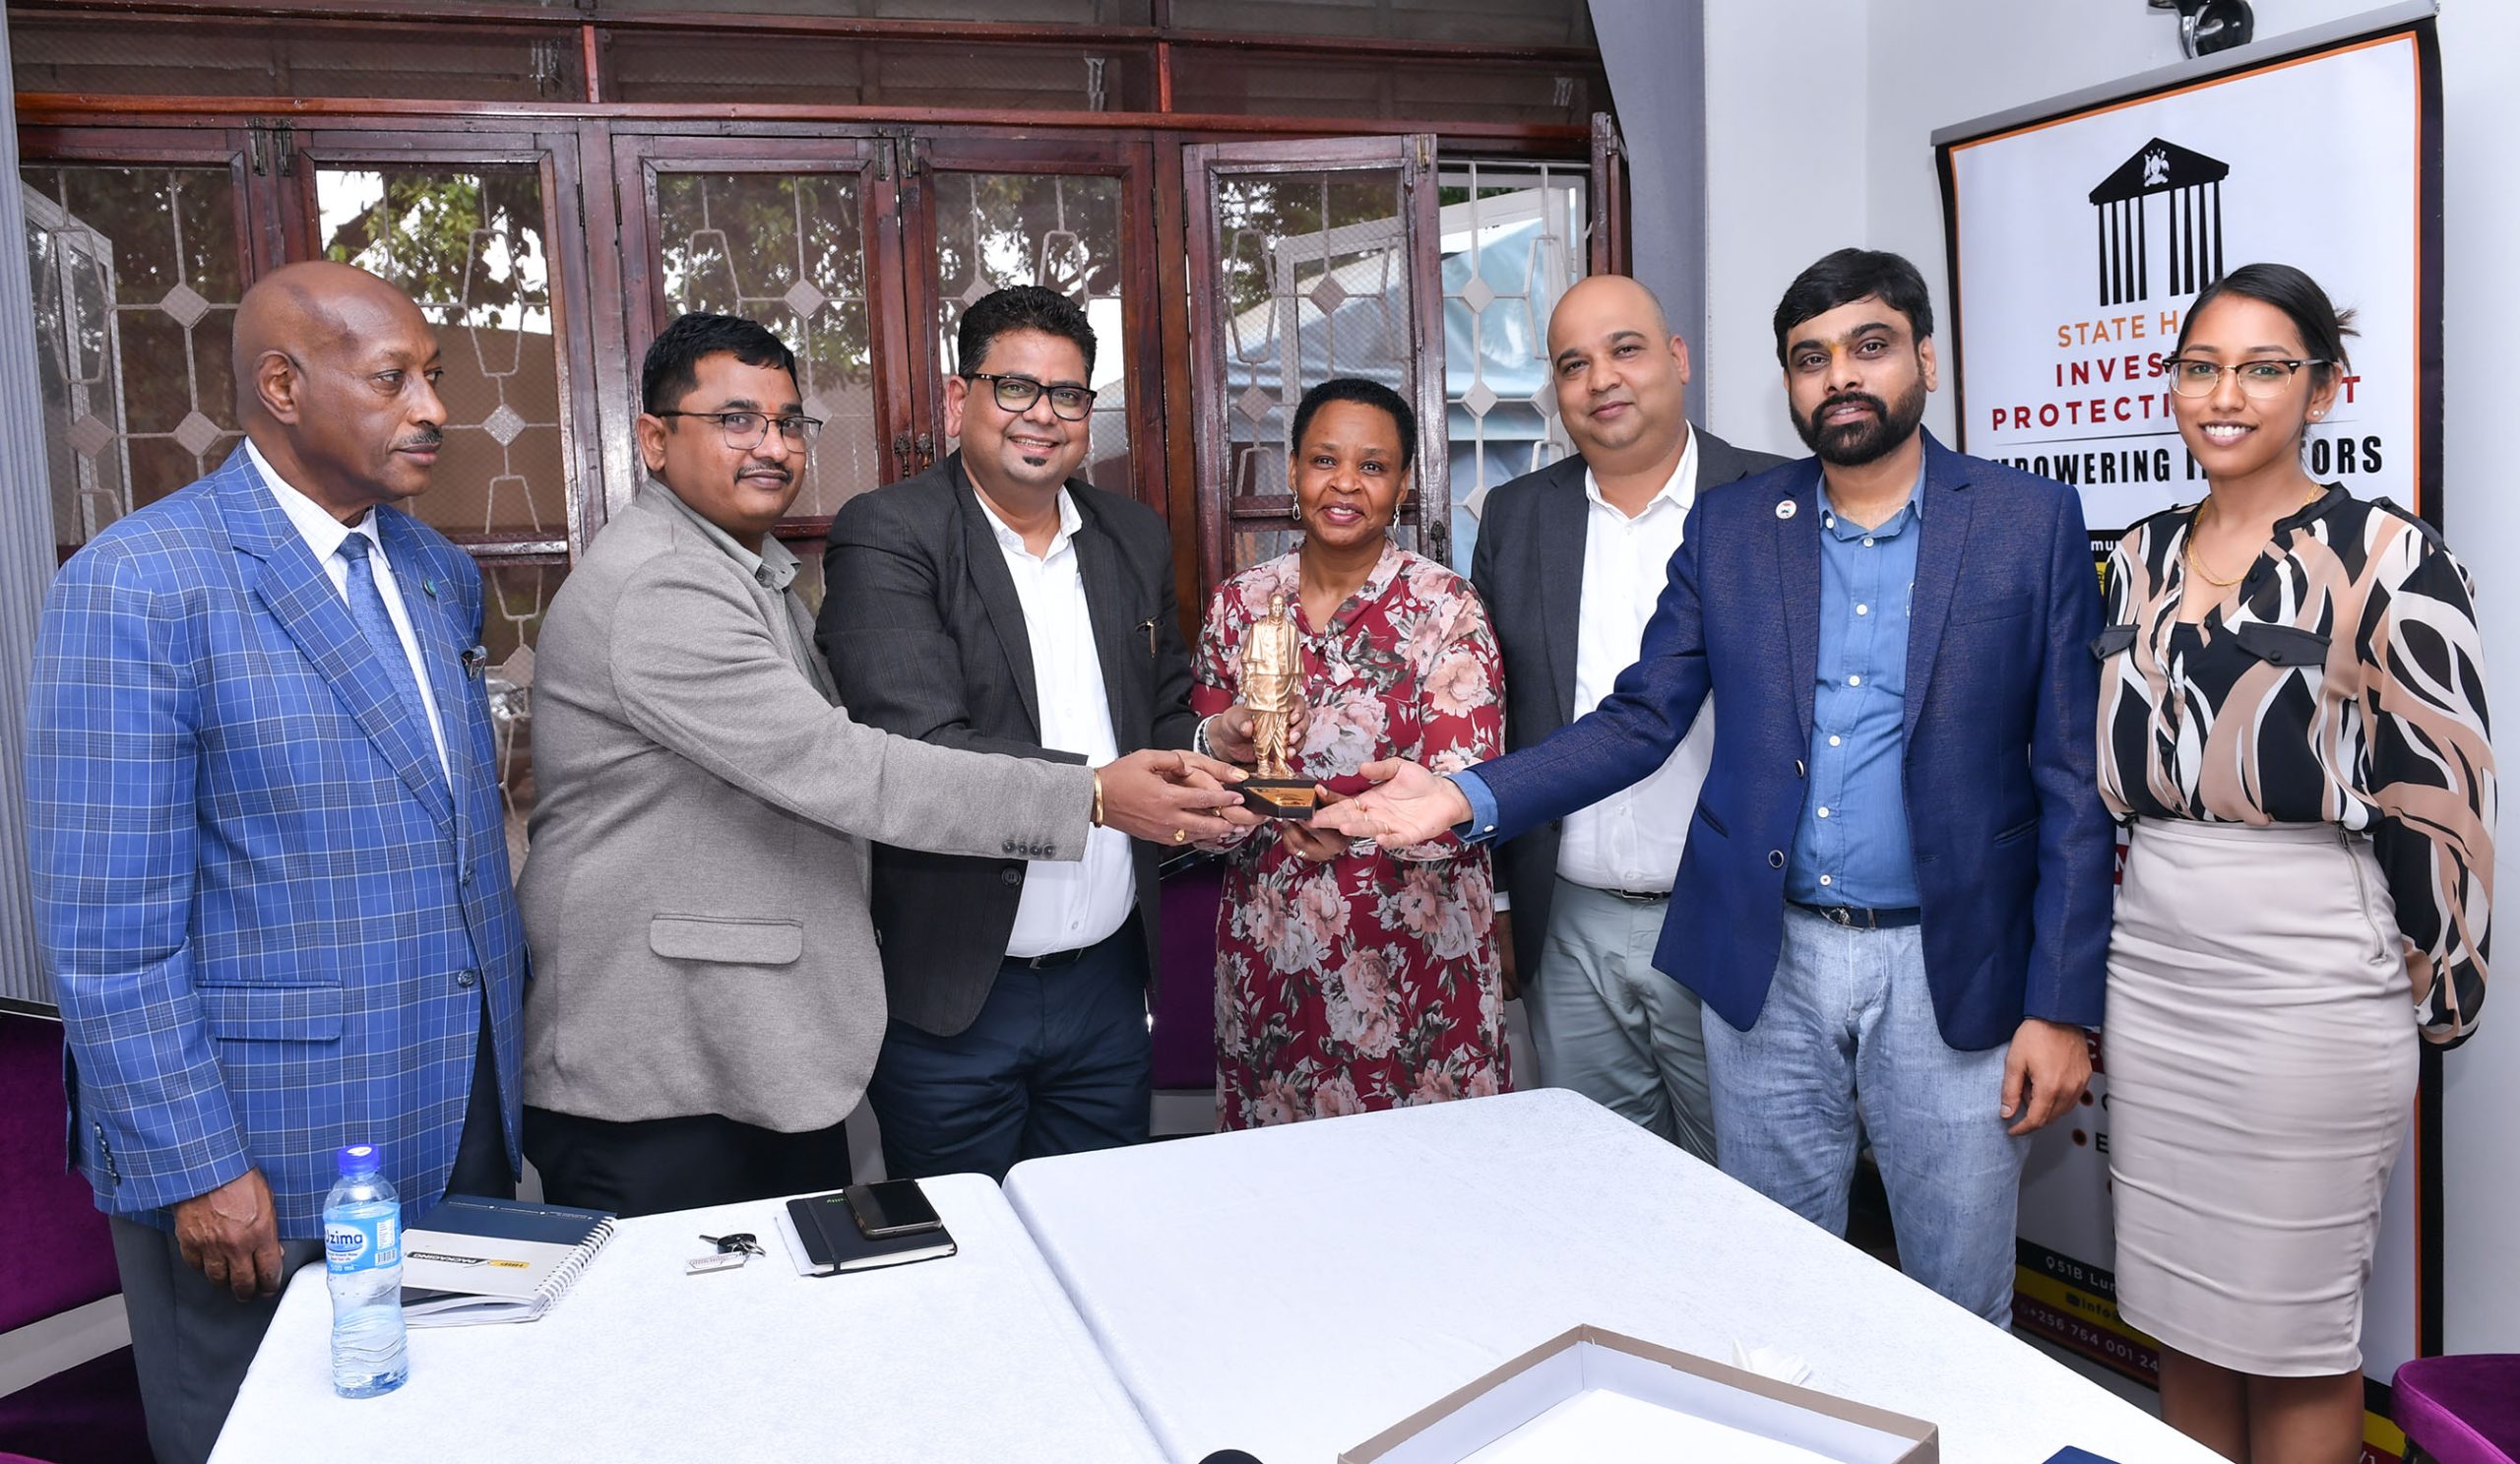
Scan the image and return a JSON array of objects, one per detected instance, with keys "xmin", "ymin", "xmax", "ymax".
[{"xmin": 325, "ymin": 1211, "xmax": 400, "ymax": 1273}]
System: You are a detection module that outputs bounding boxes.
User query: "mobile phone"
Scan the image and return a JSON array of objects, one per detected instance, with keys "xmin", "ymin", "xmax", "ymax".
[{"xmin": 843, "ymin": 1179, "xmax": 942, "ymax": 1240}]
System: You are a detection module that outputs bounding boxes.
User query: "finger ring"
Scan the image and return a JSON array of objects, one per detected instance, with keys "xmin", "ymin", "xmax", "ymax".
[{"xmin": 1172, "ymin": 829, "xmax": 1188, "ymax": 844}]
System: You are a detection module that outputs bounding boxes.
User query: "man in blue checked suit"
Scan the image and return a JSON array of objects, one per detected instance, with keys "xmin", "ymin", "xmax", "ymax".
[
  {"xmin": 26, "ymin": 261, "xmax": 523, "ymax": 1464},
  {"xmin": 1320, "ymin": 250, "xmax": 2113, "ymax": 1328}
]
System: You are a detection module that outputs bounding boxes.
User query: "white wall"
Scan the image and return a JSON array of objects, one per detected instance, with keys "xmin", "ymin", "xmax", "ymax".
[{"xmin": 1701, "ymin": 0, "xmax": 2520, "ymax": 1355}]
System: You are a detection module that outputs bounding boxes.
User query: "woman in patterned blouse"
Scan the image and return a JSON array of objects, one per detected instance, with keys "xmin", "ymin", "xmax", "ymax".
[
  {"xmin": 1191, "ymin": 377, "xmax": 1509, "ymax": 1129},
  {"xmin": 2095, "ymin": 264, "xmax": 2492, "ymax": 1464}
]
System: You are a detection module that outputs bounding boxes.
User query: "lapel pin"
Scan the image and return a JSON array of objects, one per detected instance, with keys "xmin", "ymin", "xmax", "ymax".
[
  {"xmin": 1776, "ymin": 499, "xmax": 1797, "ymax": 520},
  {"xmin": 422, "ymin": 579, "xmax": 438, "ymax": 600}
]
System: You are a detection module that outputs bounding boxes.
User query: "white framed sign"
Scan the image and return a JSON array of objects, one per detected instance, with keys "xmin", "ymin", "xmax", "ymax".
[{"xmin": 1935, "ymin": 12, "xmax": 2445, "ymax": 1456}]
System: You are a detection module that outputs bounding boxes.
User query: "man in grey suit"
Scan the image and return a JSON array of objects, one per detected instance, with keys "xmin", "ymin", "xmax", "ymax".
[
  {"xmin": 820, "ymin": 286, "xmax": 1235, "ymax": 1181},
  {"xmin": 1472, "ymin": 275, "xmax": 1785, "ymax": 1159},
  {"xmin": 518, "ymin": 313, "xmax": 1247, "ymax": 1217}
]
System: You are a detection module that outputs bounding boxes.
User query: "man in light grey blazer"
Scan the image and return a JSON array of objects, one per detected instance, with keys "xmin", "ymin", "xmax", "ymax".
[{"xmin": 518, "ymin": 314, "xmax": 1249, "ymax": 1217}]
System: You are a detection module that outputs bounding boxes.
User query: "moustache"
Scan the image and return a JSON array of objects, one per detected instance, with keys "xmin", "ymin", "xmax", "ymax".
[
  {"xmin": 738, "ymin": 468, "xmax": 794, "ymax": 485},
  {"xmin": 1815, "ymin": 392, "xmax": 1887, "ymax": 425},
  {"xmin": 395, "ymin": 430, "xmax": 445, "ymax": 451}
]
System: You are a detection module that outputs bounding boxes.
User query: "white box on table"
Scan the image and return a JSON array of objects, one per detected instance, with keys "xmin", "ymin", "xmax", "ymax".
[{"xmin": 1342, "ymin": 1324, "xmax": 1938, "ymax": 1464}]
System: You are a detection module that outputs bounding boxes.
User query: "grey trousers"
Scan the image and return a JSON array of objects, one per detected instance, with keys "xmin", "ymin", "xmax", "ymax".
[
  {"xmin": 1519, "ymin": 878, "xmax": 1717, "ymax": 1162},
  {"xmin": 111, "ymin": 1015, "xmax": 510, "ymax": 1464}
]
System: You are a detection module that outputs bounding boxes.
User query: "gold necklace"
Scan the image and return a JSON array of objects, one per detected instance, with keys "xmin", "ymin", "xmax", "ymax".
[
  {"xmin": 2181, "ymin": 499, "xmax": 2250, "ymax": 587},
  {"xmin": 2182, "ymin": 487, "xmax": 2322, "ymax": 589}
]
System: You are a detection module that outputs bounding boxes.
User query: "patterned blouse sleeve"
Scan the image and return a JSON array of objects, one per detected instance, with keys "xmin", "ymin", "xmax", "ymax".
[
  {"xmin": 2104, "ymin": 533, "xmax": 2137, "ymax": 624},
  {"xmin": 2361, "ymin": 526, "xmax": 2494, "ymax": 1045},
  {"xmin": 1390, "ymin": 582, "xmax": 1507, "ymax": 864},
  {"xmin": 1189, "ymin": 580, "xmax": 1270, "ymax": 858}
]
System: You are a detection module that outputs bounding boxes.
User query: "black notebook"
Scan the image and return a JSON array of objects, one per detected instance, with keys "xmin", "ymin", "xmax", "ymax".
[
  {"xmin": 400, "ymin": 1194, "xmax": 616, "ymax": 1325},
  {"xmin": 778, "ymin": 1188, "xmax": 958, "ymax": 1275}
]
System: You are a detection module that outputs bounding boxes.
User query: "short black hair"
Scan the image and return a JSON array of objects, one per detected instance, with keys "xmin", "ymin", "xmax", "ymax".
[
  {"xmin": 1772, "ymin": 248, "xmax": 1936, "ymax": 366},
  {"xmin": 642, "ymin": 312, "xmax": 800, "ymax": 415},
  {"xmin": 2176, "ymin": 262, "xmax": 2357, "ymax": 387},
  {"xmin": 1290, "ymin": 376, "xmax": 1417, "ymax": 471},
  {"xmin": 956, "ymin": 285, "xmax": 1097, "ymax": 378}
]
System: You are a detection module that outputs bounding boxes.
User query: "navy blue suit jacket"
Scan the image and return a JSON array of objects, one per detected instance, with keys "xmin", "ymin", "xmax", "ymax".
[{"xmin": 1474, "ymin": 432, "xmax": 2111, "ymax": 1050}]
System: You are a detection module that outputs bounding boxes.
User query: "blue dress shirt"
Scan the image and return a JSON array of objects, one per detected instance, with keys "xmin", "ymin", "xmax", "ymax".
[
  {"xmin": 1454, "ymin": 464, "xmax": 1930, "ymax": 914},
  {"xmin": 1789, "ymin": 469, "xmax": 1923, "ymax": 908}
]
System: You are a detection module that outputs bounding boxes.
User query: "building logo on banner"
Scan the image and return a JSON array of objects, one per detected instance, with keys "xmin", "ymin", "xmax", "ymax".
[
  {"xmin": 1945, "ymin": 31, "xmax": 2426, "ymax": 547},
  {"xmin": 2088, "ymin": 138, "xmax": 2229, "ymax": 305}
]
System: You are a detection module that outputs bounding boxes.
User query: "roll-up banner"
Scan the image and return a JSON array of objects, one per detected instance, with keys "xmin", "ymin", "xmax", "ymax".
[{"xmin": 1935, "ymin": 10, "xmax": 2443, "ymax": 1460}]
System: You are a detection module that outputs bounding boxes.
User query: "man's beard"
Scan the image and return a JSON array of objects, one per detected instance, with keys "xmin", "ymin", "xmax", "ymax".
[{"xmin": 1791, "ymin": 377, "xmax": 1927, "ymax": 467}]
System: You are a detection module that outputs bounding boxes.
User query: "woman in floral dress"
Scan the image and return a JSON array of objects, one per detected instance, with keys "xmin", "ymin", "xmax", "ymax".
[{"xmin": 1191, "ymin": 377, "xmax": 1508, "ymax": 1129}]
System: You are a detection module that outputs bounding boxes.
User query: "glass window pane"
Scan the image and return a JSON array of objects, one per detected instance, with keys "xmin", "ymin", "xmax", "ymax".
[
  {"xmin": 1439, "ymin": 160, "xmax": 1588, "ymax": 574},
  {"xmin": 654, "ymin": 171, "xmax": 881, "ymax": 520},
  {"xmin": 932, "ymin": 169, "xmax": 1132, "ymax": 497},
  {"xmin": 320, "ymin": 165, "xmax": 569, "ymax": 542},
  {"xmin": 13, "ymin": 16, "xmax": 585, "ymax": 102},
  {"xmin": 1214, "ymin": 165, "xmax": 1426, "ymax": 568},
  {"xmin": 603, "ymin": 34, "xmax": 1153, "ymax": 111},
  {"xmin": 20, "ymin": 165, "xmax": 245, "ymax": 554},
  {"xmin": 1167, "ymin": 0, "xmax": 1591, "ymax": 45},
  {"xmin": 1169, "ymin": 51, "xmax": 1601, "ymax": 122},
  {"xmin": 479, "ymin": 561, "xmax": 563, "ymax": 876}
]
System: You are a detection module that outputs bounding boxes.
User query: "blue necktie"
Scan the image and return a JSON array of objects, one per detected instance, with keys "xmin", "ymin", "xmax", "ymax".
[{"xmin": 336, "ymin": 532, "xmax": 446, "ymax": 786}]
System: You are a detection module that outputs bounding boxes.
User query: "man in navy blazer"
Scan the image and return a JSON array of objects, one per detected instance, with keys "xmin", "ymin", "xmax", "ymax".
[
  {"xmin": 1473, "ymin": 274, "xmax": 1784, "ymax": 1161},
  {"xmin": 1321, "ymin": 249, "xmax": 2111, "ymax": 1326}
]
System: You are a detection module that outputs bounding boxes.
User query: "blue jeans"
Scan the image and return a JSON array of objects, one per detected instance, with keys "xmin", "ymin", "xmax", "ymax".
[
  {"xmin": 867, "ymin": 927, "xmax": 1152, "ymax": 1182},
  {"xmin": 1704, "ymin": 905, "xmax": 2027, "ymax": 1327}
]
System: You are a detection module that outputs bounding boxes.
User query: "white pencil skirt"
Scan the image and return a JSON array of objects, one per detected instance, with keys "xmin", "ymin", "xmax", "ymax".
[{"xmin": 2104, "ymin": 815, "xmax": 2417, "ymax": 1376}]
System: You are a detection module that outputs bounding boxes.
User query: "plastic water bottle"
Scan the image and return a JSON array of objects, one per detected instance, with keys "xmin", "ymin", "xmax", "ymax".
[{"xmin": 323, "ymin": 1143, "xmax": 408, "ymax": 1398}]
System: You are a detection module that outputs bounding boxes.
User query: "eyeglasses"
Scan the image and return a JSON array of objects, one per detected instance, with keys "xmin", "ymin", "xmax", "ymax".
[
  {"xmin": 2162, "ymin": 357, "xmax": 2330, "ymax": 399},
  {"xmin": 967, "ymin": 372, "xmax": 1097, "ymax": 421},
  {"xmin": 653, "ymin": 410, "xmax": 822, "ymax": 448}
]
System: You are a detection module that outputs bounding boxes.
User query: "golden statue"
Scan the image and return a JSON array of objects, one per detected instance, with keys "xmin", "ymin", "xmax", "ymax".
[{"xmin": 1235, "ymin": 591, "xmax": 1313, "ymax": 814}]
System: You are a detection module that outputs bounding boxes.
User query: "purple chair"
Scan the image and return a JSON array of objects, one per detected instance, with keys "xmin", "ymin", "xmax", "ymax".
[
  {"xmin": 2394, "ymin": 1356, "xmax": 2520, "ymax": 1464},
  {"xmin": 1151, "ymin": 857, "xmax": 1226, "ymax": 1093},
  {"xmin": 0, "ymin": 1015, "xmax": 151, "ymax": 1464}
]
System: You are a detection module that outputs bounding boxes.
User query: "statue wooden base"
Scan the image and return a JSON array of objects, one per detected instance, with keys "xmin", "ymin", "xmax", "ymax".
[{"xmin": 1240, "ymin": 779, "xmax": 1320, "ymax": 819}]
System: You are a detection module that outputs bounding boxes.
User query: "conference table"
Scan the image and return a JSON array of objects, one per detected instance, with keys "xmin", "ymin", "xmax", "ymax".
[
  {"xmin": 209, "ymin": 1173, "xmax": 1166, "ymax": 1464},
  {"xmin": 216, "ymin": 1089, "xmax": 2225, "ymax": 1463},
  {"xmin": 1004, "ymin": 1088, "xmax": 2226, "ymax": 1464}
]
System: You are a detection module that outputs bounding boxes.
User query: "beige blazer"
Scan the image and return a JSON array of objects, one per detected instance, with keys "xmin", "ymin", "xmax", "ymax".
[{"xmin": 519, "ymin": 482, "xmax": 1092, "ymax": 1132}]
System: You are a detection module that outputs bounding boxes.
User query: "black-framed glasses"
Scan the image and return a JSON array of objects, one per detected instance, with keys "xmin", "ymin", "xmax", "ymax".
[
  {"xmin": 2162, "ymin": 357, "xmax": 2330, "ymax": 399},
  {"xmin": 967, "ymin": 372, "xmax": 1097, "ymax": 421},
  {"xmin": 653, "ymin": 410, "xmax": 823, "ymax": 448}
]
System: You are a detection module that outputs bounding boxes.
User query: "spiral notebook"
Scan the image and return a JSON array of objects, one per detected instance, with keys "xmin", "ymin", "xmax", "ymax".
[{"xmin": 400, "ymin": 1194, "xmax": 617, "ymax": 1326}]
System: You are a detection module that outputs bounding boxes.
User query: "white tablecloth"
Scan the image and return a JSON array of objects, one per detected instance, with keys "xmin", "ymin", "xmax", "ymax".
[
  {"xmin": 1004, "ymin": 1088, "xmax": 2224, "ymax": 1464},
  {"xmin": 211, "ymin": 1173, "xmax": 1166, "ymax": 1464}
]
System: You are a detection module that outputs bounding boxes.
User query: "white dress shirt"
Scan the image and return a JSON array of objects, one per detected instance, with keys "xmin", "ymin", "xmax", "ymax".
[
  {"xmin": 246, "ymin": 438, "xmax": 450, "ymax": 779},
  {"xmin": 975, "ymin": 487, "xmax": 1136, "ymax": 957},
  {"xmin": 1556, "ymin": 432, "xmax": 1713, "ymax": 893}
]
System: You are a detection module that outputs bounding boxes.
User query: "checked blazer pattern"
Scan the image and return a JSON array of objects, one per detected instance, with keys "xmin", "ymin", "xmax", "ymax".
[{"xmin": 26, "ymin": 447, "xmax": 527, "ymax": 1238}]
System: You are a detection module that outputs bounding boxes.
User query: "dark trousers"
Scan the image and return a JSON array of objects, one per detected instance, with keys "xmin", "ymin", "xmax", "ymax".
[
  {"xmin": 867, "ymin": 926, "xmax": 1152, "ymax": 1182},
  {"xmin": 114, "ymin": 1014, "xmax": 509, "ymax": 1464},
  {"xmin": 523, "ymin": 1108, "xmax": 853, "ymax": 1220}
]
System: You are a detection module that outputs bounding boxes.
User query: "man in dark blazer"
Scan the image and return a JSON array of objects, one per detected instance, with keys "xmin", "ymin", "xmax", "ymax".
[
  {"xmin": 821, "ymin": 286, "xmax": 1241, "ymax": 1180},
  {"xmin": 1322, "ymin": 250, "xmax": 2112, "ymax": 1328},
  {"xmin": 1473, "ymin": 275, "xmax": 1782, "ymax": 1161}
]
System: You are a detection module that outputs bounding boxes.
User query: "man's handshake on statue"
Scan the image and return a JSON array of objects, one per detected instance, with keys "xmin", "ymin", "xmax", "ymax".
[
  {"xmin": 1095, "ymin": 747, "xmax": 1264, "ymax": 846},
  {"xmin": 1304, "ymin": 758, "xmax": 1468, "ymax": 848}
]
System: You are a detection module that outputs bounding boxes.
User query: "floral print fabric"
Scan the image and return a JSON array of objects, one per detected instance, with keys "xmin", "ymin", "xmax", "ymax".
[{"xmin": 1192, "ymin": 543, "xmax": 1510, "ymax": 1128}]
